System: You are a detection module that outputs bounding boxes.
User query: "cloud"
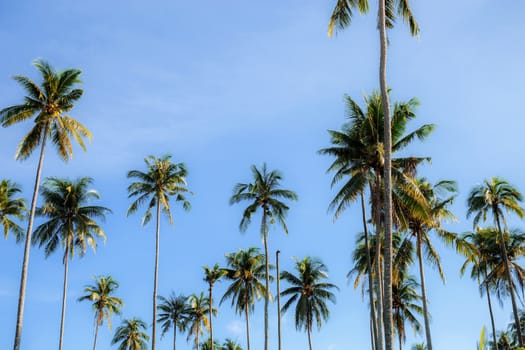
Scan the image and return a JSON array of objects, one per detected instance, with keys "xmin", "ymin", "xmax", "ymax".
[{"xmin": 226, "ymin": 320, "xmax": 244, "ymax": 337}]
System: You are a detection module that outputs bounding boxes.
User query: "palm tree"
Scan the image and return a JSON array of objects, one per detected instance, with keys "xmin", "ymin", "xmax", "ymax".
[
  {"xmin": 319, "ymin": 91, "xmax": 433, "ymax": 349},
  {"xmin": 460, "ymin": 229, "xmax": 502, "ymax": 350},
  {"xmin": 221, "ymin": 339, "xmax": 243, "ymax": 350},
  {"xmin": 201, "ymin": 338, "xmax": 221, "ymax": 350},
  {"xmin": 392, "ymin": 274, "xmax": 423, "ymax": 350},
  {"xmin": 411, "ymin": 344, "xmax": 427, "ymax": 350},
  {"xmin": 127, "ymin": 154, "xmax": 191, "ymax": 350},
  {"xmin": 220, "ymin": 247, "xmax": 267, "ymax": 350},
  {"xmin": 0, "ymin": 179, "xmax": 26, "ymax": 241},
  {"xmin": 329, "ymin": 1, "xmax": 420, "ymax": 348},
  {"xmin": 187, "ymin": 292, "xmax": 215, "ymax": 349},
  {"xmin": 467, "ymin": 178, "xmax": 525, "ymax": 347},
  {"xmin": 78, "ymin": 275, "xmax": 123, "ymax": 350},
  {"xmin": 112, "ymin": 318, "xmax": 150, "ymax": 350},
  {"xmin": 203, "ymin": 264, "xmax": 226, "ymax": 349},
  {"xmin": 404, "ymin": 178, "xmax": 458, "ymax": 350},
  {"xmin": 157, "ymin": 293, "xmax": 190, "ymax": 350},
  {"xmin": 229, "ymin": 163, "xmax": 297, "ymax": 350},
  {"xmin": 0, "ymin": 60, "xmax": 91, "ymax": 350},
  {"xmin": 32, "ymin": 177, "xmax": 110, "ymax": 350},
  {"xmin": 280, "ymin": 257, "xmax": 338, "ymax": 350}
]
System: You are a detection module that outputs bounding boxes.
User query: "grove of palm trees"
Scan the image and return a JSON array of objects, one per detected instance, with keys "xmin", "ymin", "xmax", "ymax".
[{"xmin": 1, "ymin": 2, "xmax": 524, "ymax": 350}]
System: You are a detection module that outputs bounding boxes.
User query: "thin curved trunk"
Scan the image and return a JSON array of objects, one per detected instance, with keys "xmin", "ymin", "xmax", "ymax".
[
  {"xmin": 378, "ymin": 0, "xmax": 393, "ymax": 348},
  {"xmin": 416, "ymin": 236, "xmax": 432, "ymax": 350},
  {"xmin": 307, "ymin": 313, "xmax": 313, "ymax": 350},
  {"xmin": 152, "ymin": 201, "xmax": 161, "ymax": 350},
  {"xmin": 483, "ymin": 269, "xmax": 498, "ymax": 350},
  {"xmin": 245, "ymin": 285, "xmax": 251, "ymax": 350},
  {"xmin": 209, "ymin": 284, "xmax": 214, "ymax": 349},
  {"xmin": 261, "ymin": 208, "xmax": 269, "ymax": 350},
  {"xmin": 59, "ymin": 243, "xmax": 70, "ymax": 350},
  {"xmin": 361, "ymin": 192, "xmax": 378, "ymax": 350},
  {"xmin": 495, "ymin": 214, "xmax": 523, "ymax": 347},
  {"xmin": 13, "ymin": 123, "xmax": 49, "ymax": 350},
  {"xmin": 276, "ymin": 250, "xmax": 282, "ymax": 350},
  {"xmin": 92, "ymin": 317, "xmax": 100, "ymax": 350}
]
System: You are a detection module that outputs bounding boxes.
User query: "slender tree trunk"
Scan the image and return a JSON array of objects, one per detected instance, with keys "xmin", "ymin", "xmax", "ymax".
[
  {"xmin": 372, "ymin": 179, "xmax": 384, "ymax": 350},
  {"xmin": 173, "ymin": 326, "xmax": 177, "ymax": 350},
  {"xmin": 398, "ymin": 333, "xmax": 402, "ymax": 350},
  {"xmin": 369, "ymin": 318, "xmax": 376, "ymax": 350},
  {"xmin": 276, "ymin": 250, "xmax": 282, "ymax": 350},
  {"xmin": 483, "ymin": 270, "xmax": 498, "ymax": 350},
  {"xmin": 59, "ymin": 244, "xmax": 70, "ymax": 350},
  {"xmin": 416, "ymin": 236, "xmax": 433, "ymax": 350},
  {"xmin": 261, "ymin": 208, "xmax": 270, "ymax": 350},
  {"xmin": 495, "ymin": 214, "xmax": 523, "ymax": 346},
  {"xmin": 92, "ymin": 319, "xmax": 100, "ymax": 350},
  {"xmin": 152, "ymin": 202, "xmax": 161, "ymax": 350},
  {"xmin": 245, "ymin": 287, "xmax": 251, "ymax": 350},
  {"xmin": 307, "ymin": 326, "xmax": 313, "ymax": 350},
  {"xmin": 209, "ymin": 284, "xmax": 214, "ymax": 350},
  {"xmin": 361, "ymin": 192, "xmax": 378, "ymax": 350},
  {"xmin": 378, "ymin": 0, "xmax": 394, "ymax": 348},
  {"xmin": 13, "ymin": 123, "xmax": 49, "ymax": 350},
  {"xmin": 307, "ymin": 312, "xmax": 313, "ymax": 350}
]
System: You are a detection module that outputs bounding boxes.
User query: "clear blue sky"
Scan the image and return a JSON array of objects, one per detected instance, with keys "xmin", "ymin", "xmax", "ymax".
[{"xmin": 1, "ymin": 1, "xmax": 525, "ymax": 349}]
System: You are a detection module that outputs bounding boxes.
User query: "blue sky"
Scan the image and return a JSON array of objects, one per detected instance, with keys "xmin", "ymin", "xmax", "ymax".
[{"xmin": 1, "ymin": 1, "xmax": 525, "ymax": 349}]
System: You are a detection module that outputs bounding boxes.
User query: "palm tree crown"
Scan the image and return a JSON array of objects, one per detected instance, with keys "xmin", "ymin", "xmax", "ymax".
[
  {"xmin": 187, "ymin": 292, "xmax": 215, "ymax": 349},
  {"xmin": 0, "ymin": 179, "xmax": 26, "ymax": 241},
  {"xmin": 157, "ymin": 293, "xmax": 190, "ymax": 340},
  {"xmin": 280, "ymin": 257, "xmax": 338, "ymax": 350},
  {"xmin": 112, "ymin": 318, "xmax": 150, "ymax": 350}
]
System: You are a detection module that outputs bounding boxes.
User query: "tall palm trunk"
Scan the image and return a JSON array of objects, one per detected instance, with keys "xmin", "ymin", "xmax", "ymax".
[
  {"xmin": 416, "ymin": 236, "xmax": 432, "ymax": 350},
  {"xmin": 93, "ymin": 315, "xmax": 100, "ymax": 350},
  {"xmin": 13, "ymin": 123, "xmax": 49, "ymax": 350},
  {"xmin": 307, "ymin": 313, "xmax": 313, "ymax": 350},
  {"xmin": 398, "ymin": 333, "xmax": 402, "ymax": 350},
  {"xmin": 59, "ymin": 241, "xmax": 70, "ymax": 350},
  {"xmin": 173, "ymin": 325, "xmax": 177, "ymax": 350},
  {"xmin": 378, "ymin": 0, "xmax": 394, "ymax": 348},
  {"xmin": 361, "ymin": 192, "xmax": 378, "ymax": 350},
  {"xmin": 245, "ymin": 281, "xmax": 251, "ymax": 350},
  {"xmin": 495, "ymin": 214, "xmax": 523, "ymax": 346},
  {"xmin": 372, "ymin": 177, "xmax": 384, "ymax": 350},
  {"xmin": 483, "ymin": 269, "xmax": 498, "ymax": 350},
  {"xmin": 209, "ymin": 283, "xmax": 214, "ymax": 350},
  {"xmin": 276, "ymin": 250, "xmax": 282, "ymax": 350},
  {"xmin": 261, "ymin": 208, "xmax": 270, "ymax": 350},
  {"xmin": 152, "ymin": 202, "xmax": 161, "ymax": 350}
]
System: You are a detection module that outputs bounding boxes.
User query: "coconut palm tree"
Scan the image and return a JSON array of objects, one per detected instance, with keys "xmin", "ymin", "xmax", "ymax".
[
  {"xmin": 404, "ymin": 178, "xmax": 458, "ymax": 349},
  {"xmin": 187, "ymin": 292, "xmax": 215, "ymax": 350},
  {"xmin": 201, "ymin": 338, "xmax": 221, "ymax": 350},
  {"xmin": 157, "ymin": 293, "xmax": 190, "ymax": 350},
  {"xmin": 0, "ymin": 60, "xmax": 91, "ymax": 350},
  {"xmin": 467, "ymin": 178, "xmax": 525, "ymax": 347},
  {"xmin": 220, "ymin": 247, "xmax": 267, "ymax": 350},
  {"xmin": 203, "ymin": 264, "xmax": 226, "ymax": 349},
  {"xmin": 32, "ymin": 177, "xmax": 109, "ymax": 350},
  {"xmin": 230, "ymin": 163, "xmax": 297, "ymax": 350},
  {"xmin": 127, "ymin": 154, "xmax": 191, "ymax": 350},
  {"xmin": 392, "ymin": 274, "xmax": 423, "ymax": 350},
  {"xmin": 460, "ymin": 229, "xmax": 503, "ymax": 350},
  {"xmin": 319, "ymin": 91, "xmax": 432, "ymax": 349},
  {"xmin": 78, "ymin": 275, "xmax": 123, "ymax": 350},
  {"xmin": 280, "ymin": 257, "xmax": 338, "ymax": 350},
  {"xmin": 112, "ymin": 318, "xmax": 150, "ymax": 350},
  {"xmin": 329, "ymin": 1, "xmax": 420, "ymax": 348},
  {"xmin": 0, "ymin": 179, "xmax": 26, "ymax": 241},
  {"xmin": 221, "ymin": 339, "xmax": 243, "ymax": 350}
]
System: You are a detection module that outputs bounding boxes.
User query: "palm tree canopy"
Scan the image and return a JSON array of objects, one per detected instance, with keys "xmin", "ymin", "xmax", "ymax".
[
  {"xmin": 157, "ymin": 293, "xmax": 190, "ymax": 336},
  {"xmin": 203, "ymin": 263, "xmax": 227, "ymax": 287},
  {"xmin": 187, "ymin": 292, "xmax": 216, "ymax": 345},
  {"xmin": 229, "ymin": 163, "xmax": 297, "ymax": 235},
  {"xmin": 392, "ymin": 275, "xmax": 424, "ymax": 345},
  {"xmin": 220, "ymin": 247, "xmax": 269, "ymax": 314},
  {"xmin": 0, "ymin": 179, "xmax": 26, "ymax": 241},
  {"xmin": 32, "ymin": 177, "xmax": 110, "ymax": 259},
  {"xmin": 328, "ymin": 0, "xmax": 419, "ymax": 38},
  {"xmin": 112, "ymin": 318, "xmax": 150, "ymax": 350},
  {"xmin": 280, "ymin": 256, "xmax": 338, "ymax": 332},
  {"xmin": 222, "ymin": 338, "xmax": 243, "ymax": 350},
  {"xmin": 78, "ymin": 275, "xmax": 123, "ymax": 329},
  {"xmin": 0, "ymin": 59, "xmax": 91, "ymax": 161},
  {"xmin": 467, "ymin": 177, "xmax": 524, "ymax": 229},
  {"xmin": 127, "ymin": 154, "xmax": 191, "ymax": 226}
]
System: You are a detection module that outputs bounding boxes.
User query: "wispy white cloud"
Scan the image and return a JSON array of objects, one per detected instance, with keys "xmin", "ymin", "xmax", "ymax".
[{"xmin": 226, "ymin": 320, "xmax": 244, "ymax": 337}]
